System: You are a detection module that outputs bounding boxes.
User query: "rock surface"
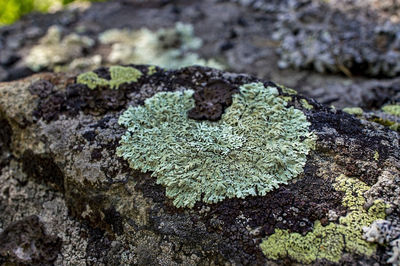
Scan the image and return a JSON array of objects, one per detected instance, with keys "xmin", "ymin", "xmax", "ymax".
[
  {"xmin": 1, "ymin": 0, "xmax": 400, "ymax": 110},
  {"xmin": 0, "ymin": 65, "xmax": 399, "ymax": 265}
]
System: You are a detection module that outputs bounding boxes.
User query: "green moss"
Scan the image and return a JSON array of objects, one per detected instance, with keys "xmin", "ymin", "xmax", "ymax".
[
  {"xmin": 77, "ymin": 66, "xmax": 142, "ymax": 90},
  {"xmin": 117, "ymin": 82, "xmax": 316, "ymax": 208},
  {"xmin": 343, "ymin": 107, "xmax": 363, "ymax": 116},
  {"xmin": 260, "ymin": 174, "xmax": 386, "ymax": 263},
  {"xmin": 382, "ymin": 104, "xmax": 400, "ymax": 117},
  {"xmin": 300, "ymin": 99, "xmax": 313, "ymax": 110}
]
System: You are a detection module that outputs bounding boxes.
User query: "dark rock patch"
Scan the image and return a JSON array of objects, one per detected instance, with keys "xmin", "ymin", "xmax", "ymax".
[
  {"xmin": 86, "ymin": 227, "xmax": 112, "ymax": 261},
  {"xmin": 0, "ymin": 118, "xmax": 12, "ymax": 169},
  {"xmin": 0, "ymin": 215, "xmax": 62, "ymax": 264},
  {"xmin": 21, "ymin": 150, "xmax": 65, "ymax": 192},
  {"xmin": 188, "ymin": 80, "xmax": 239, "ymax": 121}
]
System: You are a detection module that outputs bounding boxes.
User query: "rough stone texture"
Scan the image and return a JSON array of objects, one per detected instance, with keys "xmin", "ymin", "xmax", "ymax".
[
  {"xmin": 0, "ymin": 215, "xmax": 62, "ymax": 264},
  {"xmin": 1, "ymin": 0, "xmax": 400, "ymax": 110},
  {"xmin": 0, "ymin": 65, "xmax": 398, "ymax": 265}
]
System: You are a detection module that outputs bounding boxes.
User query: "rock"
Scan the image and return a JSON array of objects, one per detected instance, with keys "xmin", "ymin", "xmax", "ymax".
[
  {"xmin": 0, "ymin": 65, "xmax": 398, "ymax": 265},
  {"xmin": 0, "ymin": 215, "xmax": 62, "ymax": 264}
]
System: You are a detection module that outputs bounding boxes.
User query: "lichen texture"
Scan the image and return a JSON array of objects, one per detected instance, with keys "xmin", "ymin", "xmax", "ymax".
[
  {"xmin": 343, "ymin": 107, "xmax": 364, "ymax": 116},
  {"xmin": 260, "ymin": 174, "xmax": 387, "ymax": 264},
  {"xmin": 382, "ymin": 104, "xmax": 400, "ymax": 117},
  {"xmin": 117, "ymin": 82, "xmax": 316, "ymax": 208},
  {"xmin": 77, "ymin": 66, "xmax": 142, "ymax": 90},
  {"xmin": 363, "ymin": 220, "xmax": 400, "ymax": 265},
  {"xmin": 99, "ymin": 22, "xmax": 224, "ymax": 70},
  {"xmin": 25, "ymin": 25, "xmax": 95, "ymax": 71}
]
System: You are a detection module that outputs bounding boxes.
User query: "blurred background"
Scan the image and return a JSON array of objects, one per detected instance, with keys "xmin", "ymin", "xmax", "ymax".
[
  {"xmin": 0, "ymin": 0, "xmax": 399, "ymax": 120},
  {"xmin": 0, "ymin": 0, "xmax": 103, "ymax": 25}
]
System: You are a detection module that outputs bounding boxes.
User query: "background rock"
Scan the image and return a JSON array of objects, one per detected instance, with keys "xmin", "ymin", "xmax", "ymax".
[{"xmin": 0, "ymin": 0, "xmax": 400, "ymax": 109}]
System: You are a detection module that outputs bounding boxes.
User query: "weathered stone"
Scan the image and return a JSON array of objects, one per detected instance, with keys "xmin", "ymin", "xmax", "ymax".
[
  {"xmin": 0, "ymin": 215, "xmax": 62, "ymax": 264},
  {"xmin": 0, "ymin": 65, "xmax": 398, "ymax": 265}
]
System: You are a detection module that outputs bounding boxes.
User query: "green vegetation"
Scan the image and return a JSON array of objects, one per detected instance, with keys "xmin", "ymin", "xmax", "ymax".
[
  {"xmin": 300, "ymin": 99, "xmax": 313, "ymax": 110},
  {"xmin": 260, "ymin": 174, "xmax": 386, "ymax": 264},
  {"xmin": 77, "ymin": 66, "xmax": 142, "ymax": 90},
  {"xmin": 343, "ymin": 107, "xmax": 363, "ymax": 116},
  {"xmin": 98, "ymin": 22, "xmax": 225, "ymax": 70},
  {"xmin": 117, "ymin": 82, "xmax": 316, "ymax": 208},
  {"xmin": 382, "ymin": 104, "xmax": 400, "ymax": 117},
  {"xmin": 25, "ymin": 25, "xmax": 95, "ymax": 71},
  {"xmin": 0, "ymin": 0, "xmax": 103, "ymax": 26}
]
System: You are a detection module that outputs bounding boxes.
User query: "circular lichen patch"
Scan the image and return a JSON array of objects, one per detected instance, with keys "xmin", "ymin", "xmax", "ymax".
[{"xmin": 117, "ymin": 82, "xmax": 316, "ymax": 208}]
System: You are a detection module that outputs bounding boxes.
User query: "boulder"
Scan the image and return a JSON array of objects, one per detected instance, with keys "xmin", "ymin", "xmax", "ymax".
[{"xmin": 0, "ymin": 65, "xmax": 398, "ymax": 265}]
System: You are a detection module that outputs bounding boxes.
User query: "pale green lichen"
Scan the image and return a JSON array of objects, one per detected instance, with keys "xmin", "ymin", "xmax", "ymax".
[
  {"xmin": 382, "ymin": 104, "xmax": 400, "ymax": 117},
  {"xmin": 343, "ymin": 107, "xmax": 364, "ymax": 116},
  {"xmin": 77, "ymin": 66, "xmax": 142, "ymax": 90},
  {"xmin": 117, "ymin": 82, "xmax": 316, "ymax": 208},
  {"xmin": 260, "ymin": 174, "xmax": 386, "ymax": 264},
  {"xmin": 99, "ymin": 22, "xmax": 225, "ymax": 70},
  {"xmin": 25, "ymin": 25, "xmax": 95, "ymax": 71},
  {"xmin": 300, "ymin": 99, "xmax": 313, "ymax": 110}
]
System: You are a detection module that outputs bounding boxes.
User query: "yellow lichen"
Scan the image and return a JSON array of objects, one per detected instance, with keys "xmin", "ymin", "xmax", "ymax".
[
  {"xmin": 260, "ymin": 174, "xmax": 386, "ymax": 263},
  {"xmin": 343, "ymin": 107, "xmax": 363, "ymax": 116}
]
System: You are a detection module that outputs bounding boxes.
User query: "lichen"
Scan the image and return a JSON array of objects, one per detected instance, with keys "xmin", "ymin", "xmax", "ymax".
[
  {"xmin": 343, "ymin": 107, "xmax": 364, "ymax": 116},
  {"xmin": 77, "ymin": 71, "xmax": 108, "ymax": 90},
  {"xmin": 108, "ymin": 66, "xmax": 142, "ymax": 89},
  {"xmin": 363, "ymin": 220, "xmax": 400, "ymax": 265},
  {"xmin": 382, "ymin": 104, "xmax": 400, "ymax": 117},
  {"xmin": 25, "ymin": 25, "xmax": 95, "ymax": 72},
  {"xmin": 147, "ymin": 65, "xmax": 157, "ymax": 75},
  {"xmin": 260, "ymin": 174, "xmax": 386, "ymax": 264},
  {"xmin": 300, "ymin": 99, "xmax": 313, "ymax": 110},
  {"xmin": 77, "ymin": 66, "xmax": 142, "ymax": 90},
  {"xmin": 277, "ymin": 84, "xmax": 298, "ymax": 95},
  {"xmin": 374, "ymin": 151, "xmax": 379, "ymax": 161},
  {"xmin": 117, "ymin": 82, "xmax": 316, "ymax": 208},
  {"xmin": 99, "ymin": 22, "xmax": 225, "ymax": 70},
  {"xmin": 370, "ymin": 117, "xmax": 400, "ymax": 132}
]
